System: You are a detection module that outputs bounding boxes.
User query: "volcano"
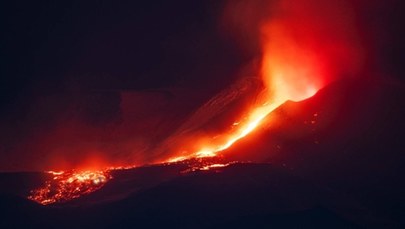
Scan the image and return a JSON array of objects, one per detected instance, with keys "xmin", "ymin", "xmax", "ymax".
[
  {"xmin": 1, "ymin": 78, "xmax": 404, "ymax": 228},
  {"xmin": 1, "ymin": 0, "xmax": 404, "ymax": 228}
]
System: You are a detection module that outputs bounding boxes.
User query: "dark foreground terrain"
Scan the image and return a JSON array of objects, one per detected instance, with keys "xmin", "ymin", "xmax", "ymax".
[{"xmin": 0, "ymin": 163, "xmax": 361, "ymax": 229}]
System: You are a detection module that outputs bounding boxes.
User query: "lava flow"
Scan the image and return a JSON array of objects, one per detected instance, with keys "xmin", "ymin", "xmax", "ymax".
[
  {"xmin": 28, "ymin": 170, "xmax": 111, "ymax": 205},
  {"xmin": 28, "ymin": 161, "xmax": 232, "ymax": 205}
]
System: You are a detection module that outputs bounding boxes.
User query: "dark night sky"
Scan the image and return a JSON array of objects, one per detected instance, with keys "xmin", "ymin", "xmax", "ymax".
[
  {"xmin": 0, "ymin": 0, "xmax": 404, "ymax": 171},
  {"xmin": 1, "ymin": 0, "xmax": 250, "ymax": 111}
]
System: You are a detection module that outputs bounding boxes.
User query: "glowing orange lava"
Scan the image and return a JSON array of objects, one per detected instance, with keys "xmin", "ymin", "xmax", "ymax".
[
  {"xmin": 28, "ymin": 170, "xmax": 111, "ymax": 205},
  {"xmin": 28, "ymin": 161, "xmax": 233, "ymax": 205}
]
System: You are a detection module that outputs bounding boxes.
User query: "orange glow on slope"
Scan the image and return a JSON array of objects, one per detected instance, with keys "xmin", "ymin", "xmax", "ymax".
[
  {"xmin": 28, "ymin": 170, "xmax": 111, "ymax": 205},
  {"xmin": 167, "ymin": 0, "xmax": 364, "ymax": 163},
  {"xmin": 173, "ymin": 68, "xmax": 320, "ymax": 162},
  {"xmin": 167, "ymin": 23, "xmax": 323, "ymax": 163}
]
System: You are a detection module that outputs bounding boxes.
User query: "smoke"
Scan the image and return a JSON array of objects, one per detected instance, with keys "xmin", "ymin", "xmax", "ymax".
[{"xmin": 223, "ymin": 0, "xmax": 364, "ymax": 99}]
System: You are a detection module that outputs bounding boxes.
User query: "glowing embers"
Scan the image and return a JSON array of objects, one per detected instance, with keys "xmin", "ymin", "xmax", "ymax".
[{"xmin": 28, "ymin": 170, "xmax": 111, "ymax": 205}]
